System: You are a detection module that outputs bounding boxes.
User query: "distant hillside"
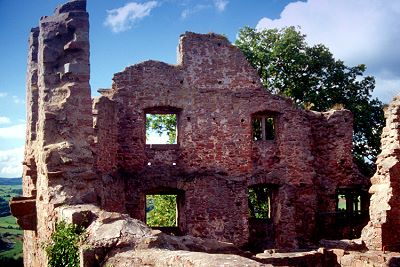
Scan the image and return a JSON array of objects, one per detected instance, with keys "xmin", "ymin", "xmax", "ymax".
[{"xmin": 0, "ymin": 178, "xmax": 22, "ymax": 186}]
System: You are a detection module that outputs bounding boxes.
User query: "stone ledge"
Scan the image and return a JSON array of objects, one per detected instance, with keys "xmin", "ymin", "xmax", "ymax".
[{"xmin": 9, "ymin": 196, "xmax": 37, "ymax": 230}]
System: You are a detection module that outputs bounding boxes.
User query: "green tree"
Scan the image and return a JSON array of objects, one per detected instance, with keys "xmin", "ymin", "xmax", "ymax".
[
  {"xmin": 146, "ymin": 195, "xmax": 177, "ymax": 227},
  {"xmin": 235, "ymin": 26, "xmax": 385, "ymax": 176},
  {"xmin": 146, "ymin": 114, "xmax": 177, "ymax": 144}
]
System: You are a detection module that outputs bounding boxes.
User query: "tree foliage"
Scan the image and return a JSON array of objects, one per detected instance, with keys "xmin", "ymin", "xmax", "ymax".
[
  {"xmin": 146, "ymin": 195, "xmax": 177, "ymax": 227},
  {"xmin": 146, "ymin": 114, "xmax": 177, "ymax": 144},
  {"xmin": 248, "ymin": 187, "xmax": 270, "ymax": 219},
  {"xmin": 235, "ymin": 26, "xmax": 385, "ymax": 176}
]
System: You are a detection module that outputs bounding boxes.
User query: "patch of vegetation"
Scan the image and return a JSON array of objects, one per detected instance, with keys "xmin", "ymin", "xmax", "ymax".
[
  {"xmin": 146, "ymin": 114, "xmax": 177, "ymax": 144},
  {"xmin": 45, "ymin": 221, "xmax": 85, "ymax": 267},
  {"xmin": 248, "ymin": 187, "xmax": 270, "ymax": 219},
  {"xmin": 0, "ymin": 182, "xmax": 23, "ymax": 264},
  {"xmin": 236, "ymin": 26, "xmax": 385, "ymax": 176},
  {"xmin": 146, "ymin": 194, "xmax": 177, "ymax": 227}
]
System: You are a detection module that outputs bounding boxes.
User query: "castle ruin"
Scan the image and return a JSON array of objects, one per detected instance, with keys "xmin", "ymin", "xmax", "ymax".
[{"xmin": 10, "ymin": 0, "xmax": 400, "ymax": 266}]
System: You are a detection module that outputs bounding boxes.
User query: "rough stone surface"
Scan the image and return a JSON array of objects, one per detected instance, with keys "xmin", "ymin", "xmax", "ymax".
[
  {"xmin": 9, "ymin": 196, "xmax": 36, "ymax": 230},
  {"xmin": 102, "ymin": 248, "xmax": 267, "ymax": 267},
  {"xmin": 320, "ymin": 239, "xmax": 367, "ymax": 251},
  {"xmin": 334, "ymin": 250, "xmax": 400, "ymax": 267},
  {"xmin": 77, "ymin": 207, "xmax": 246, "ymax": 265},
  {"xmin": 361, "ymin": 96, "xmax": 400, "ymax": 251}
]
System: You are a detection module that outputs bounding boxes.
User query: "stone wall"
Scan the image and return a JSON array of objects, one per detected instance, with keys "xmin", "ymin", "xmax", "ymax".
[
  {"xmin": 310, "ymin": 110, "xmax": 370, "ymax": 240},
  {"xmin": 94, "ymin": 32, "xmax": 367, "ymax": 249},
  {"xmin": 92, "ymin": 95, "xmax": 118, "ymax": 174},
  {"xmin": 362, "ymin": 96, "xmax": 400, "ymax": 251}
]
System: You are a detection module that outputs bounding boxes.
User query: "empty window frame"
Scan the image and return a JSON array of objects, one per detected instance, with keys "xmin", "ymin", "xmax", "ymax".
[
  {"xmin": 146, "ymin": 194, "xmax": 178, "ymax": 227},
  {"xmin": 248, "ymin": 185, "xmax": 272, "ymax": 219},
  {"xmin": 146, "ymin": 113, "xmax": 177, "ymax": 144},
  {"xmin": 336, "ymin": 189, "xmax": 364, "ymax": 216},
  {"xmin": 252, "ymin": 115, "xmax": 276, "ymax": 141}
]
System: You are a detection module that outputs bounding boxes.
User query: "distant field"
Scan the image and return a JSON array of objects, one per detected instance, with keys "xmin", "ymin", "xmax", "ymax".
[{"xmin": 0, "ymin": 179, "xmax": 23, "ymax": 265}]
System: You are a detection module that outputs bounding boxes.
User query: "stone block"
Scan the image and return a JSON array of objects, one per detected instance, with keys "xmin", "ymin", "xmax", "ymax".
[
  {"xmin": 64, "ymin": 63, "xmax": 89, "ymax": 75},
  {"xmin": 9, "ymin": 196, "xmax": 37, "ymax": 230}
]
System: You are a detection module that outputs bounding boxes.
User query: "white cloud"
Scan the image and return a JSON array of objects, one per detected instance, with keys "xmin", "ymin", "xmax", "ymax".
[
  {"xmin": 255, "ymin": 0, "xmax": 400, "ymax": 103},
  {"xmin": 104, "ymin": 1, "xmax": 159, "ymax": 33},
  {"xmin": 0, "ymin": 124, "xmax": 26, "ymax": 139},
  {"xmin": 0, "ymin": 116, "xmax": 11, "ymax": 125},
  {"xmin": 181, "ymin": 4, "xmax": 208, "ymax": 19},
  {"xmin": 214, "ymin": 0, "xmax": 228, "ymax": 12},
  {"xmin": 0, "ymin": 147, "xmax": 24, "ymax": 178},
  {"xmin": 373, "ymin": 77, "xmax": 400, "ymax": 103},
  {"xmin": 12, "ymin": 95, "xmax": 24, "ymax": 104},
  {"xmin": 181, "ymin": 0, "xmax": 228, "ymax": 19},
  {"xmin": 0, "ymin": 92, "xmax": 7, "ymax": 98}
]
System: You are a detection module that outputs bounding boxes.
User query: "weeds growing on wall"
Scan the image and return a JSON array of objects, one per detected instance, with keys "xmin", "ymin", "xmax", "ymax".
[{"xmin": 45, "ymin": 221, "xmax": 85, "ymax": 267}]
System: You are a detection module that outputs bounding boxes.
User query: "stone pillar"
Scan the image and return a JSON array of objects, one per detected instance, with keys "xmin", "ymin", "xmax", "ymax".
[
  {"xmin": 361, "ymin": 96, "xmax": 400, "ymax": 251},
  {"xmin": 12, "ymin": 1, "xmax": 97, "ymax": 266}
]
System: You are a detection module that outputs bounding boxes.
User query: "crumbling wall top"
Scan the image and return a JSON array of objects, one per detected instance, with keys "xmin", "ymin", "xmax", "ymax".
[{"xmin": 54, "ymin": 0, "xmax": 87, "ymax": 15}]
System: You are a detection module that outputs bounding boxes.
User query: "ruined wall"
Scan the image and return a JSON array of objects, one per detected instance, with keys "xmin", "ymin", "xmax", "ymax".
[
  {"xmin": 92, "ymin": 95, "xmax": 118, "ymax": 174},
  {"xmin": 13, "ymin": 1, "xmax": 98, "ymax": 266},
  {"xmin": 310, "ymin": 110, "xmax": 369, "ymax": 240},
  {"xmin": 21, "ymin": 27, "xmax": 40, "ymax": 267},
  {"xmin": 362, "ymin": 96, "xmax": 400, "ymax": 251},
  {"xmin": 249, "ymin": 108, "xmax": 317, "ymax": 248},
  {"xmin": 92, "ymin": 32, "xmax": 364, "ymax": 249}
]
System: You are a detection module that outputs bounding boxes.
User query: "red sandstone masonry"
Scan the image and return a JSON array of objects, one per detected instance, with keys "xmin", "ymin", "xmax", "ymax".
[
  {"xmin": 94, "ymin": 32, "xmax": 367, "ymax": 248},
  {"xmin": 362, "ymin": 96, "xmax": 400, "ymax": 251}
]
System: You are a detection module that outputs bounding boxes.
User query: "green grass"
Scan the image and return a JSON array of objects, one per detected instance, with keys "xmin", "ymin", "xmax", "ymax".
[
  {"xmin": 0, "ymin": 185, "xmax": 22, "ymax": 202},
  {"xmin": 0, "ymin": 239, "xmax": 22, "ymax": 258},
  {"xmin": 0, "ymin": 184, "xmax": 23, "ymax": 263},
  {"xmin": 0, "ymin": 216, "xmax": 20, "ymax": 228}
]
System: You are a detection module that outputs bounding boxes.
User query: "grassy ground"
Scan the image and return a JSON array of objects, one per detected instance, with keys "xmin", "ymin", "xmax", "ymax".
[
  {"xmin": 0, "ymin": 183, "xmax": 23, "ymax": 265},
  {"xmin": 0, "ymin": 184, "xmax": 22, "ymax": 202}
]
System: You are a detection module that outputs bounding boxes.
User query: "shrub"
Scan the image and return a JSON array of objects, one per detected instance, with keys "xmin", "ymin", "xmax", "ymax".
[{"xmin": 45, "ymin": 221, "xmax": 85, "ymax": 267}]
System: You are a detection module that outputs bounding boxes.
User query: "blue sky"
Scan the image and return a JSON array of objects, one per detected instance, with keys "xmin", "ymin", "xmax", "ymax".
[{"xmin": 0, "ymin": 0, "xmax": 400, "ymax": 177}]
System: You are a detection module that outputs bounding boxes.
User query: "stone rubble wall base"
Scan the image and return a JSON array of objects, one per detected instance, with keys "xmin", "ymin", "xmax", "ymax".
[{"xmin": 57, "ymin": 204, "xmax": 400, "ymax": 267}]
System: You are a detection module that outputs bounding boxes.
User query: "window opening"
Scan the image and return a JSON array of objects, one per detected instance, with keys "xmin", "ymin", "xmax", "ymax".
[
  {"xmin": 252, "ymin": 116, "xmax": 275, "ymax": 141},
  {"xmin": 337, "ymin": 193, "xmax": 347, "ymax": 211},
  {"xmin": 336, "ymin": 189, "xmax": 364, "ymax": 216},
  {"xmin": 146, "ymin": 194, "xmax": 178, "ymax": 227},
  {"xmin": 146, "ymin": 113, "xmax": 177, "ymax": 144},
  {"xmin": 248, "ymin": 186, "xmax": 271, "ymax": 219}
]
